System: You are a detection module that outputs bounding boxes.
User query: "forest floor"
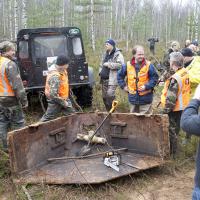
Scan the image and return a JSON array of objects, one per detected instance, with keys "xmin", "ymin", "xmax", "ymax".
[
  {"xmin": 0, "ymin": 159, "xmax": 195, "ymax": 200},
  {"xmin": 0, "ymin": 85, "xmax": 198, "ymax": 200}
]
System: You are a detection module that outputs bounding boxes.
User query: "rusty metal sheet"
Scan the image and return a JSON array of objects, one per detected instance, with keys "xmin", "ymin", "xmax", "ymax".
[
  {"xmin": 8, "ymin": 112, "xmax": 169, "ymax": 184},
  {"xmin": 13, "ymin": 152, "xmax": 164, "ymax": 184}
]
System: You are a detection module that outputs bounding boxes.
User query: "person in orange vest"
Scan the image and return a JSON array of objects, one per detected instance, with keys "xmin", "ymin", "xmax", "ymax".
[
  {"xmin": 0, "ymin": 41, "xmax": 28, "ymax": 152},
  {"xmin": 117, "ymin": 45, "xmax": 158, "ymax": 113},
  {"xmin": 161, "ymin": 52, "xmax": 190, "ymax": 156},
  {"xmin": 40, "ymin": 55, "xmax": 74, "ymax": 122}
]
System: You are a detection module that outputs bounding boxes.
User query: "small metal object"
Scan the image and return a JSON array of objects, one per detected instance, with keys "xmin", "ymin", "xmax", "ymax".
[
  {"xmin": 104, "ymin": 151, "xmax": 114, "ymax": 157},
  {"xmin": 104, "ymin": 154, "xmax": 120, "ymax": 172}
]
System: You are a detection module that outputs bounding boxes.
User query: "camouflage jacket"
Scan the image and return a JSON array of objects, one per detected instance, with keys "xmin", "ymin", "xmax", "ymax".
[
  {"xmin": 163, "ymin": 78, "xmax": 179, "ymax": 114},
  {"xmin": 0, "ymin": 57, "xmax": 27, "ymax": 107},
  {"xmin": 99, "ymin": 48, "xmax": 124, "ymax": 85},
  {"xmin": 160, "ymin": 48, "xmax": 175, "ymax": 82},
  {"xmin": 159, "ymin": 68, "xmax": 175, "ymax": 82},
  {"xmin": 162, "ymin": 48, "xmax": 174, "ymax": 69},
  {"xmin": 47, "ymin": 74, "xmax": 68, "ymax": 108}
]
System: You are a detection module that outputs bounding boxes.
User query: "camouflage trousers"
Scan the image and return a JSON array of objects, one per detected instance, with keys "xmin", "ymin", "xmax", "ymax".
[
  {"xmin": 0, "ymin": 105, "xmax": 25, "ymax": 150},
  {"xmin": 101, "ymin": 79, "xmax": 117, "ymax": 111},
  {"xmin": 40, "ymin": 100, "xmax": 75, "ymax": 122},
  {"xmin": 130, "ymin": 104, "xmax": 152, "ymax": 114},
  {"xmin": 168, "ymin": 111, "xmax": 182, "ymax": 156}
]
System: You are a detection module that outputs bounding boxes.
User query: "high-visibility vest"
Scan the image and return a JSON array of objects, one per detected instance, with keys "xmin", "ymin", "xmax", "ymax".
[
  {"xmin": 186, "ymin": 56, "xmax": 200, "ymax": 95},
  {"xmin": 45, "ymin": 70, "xmax": 69, "ymax": 100},
  {"xmin": 187, "ymin": 56, "xmax": 200, "ymax": 84},
  {"xmin": 0, "ymin": 56, "xmax": 15, "ymax": 96},
  {"xmin": 127, "ymin": 61, "xmax": 152, "ymax": 96},
  {"xmin": 161, "ymin": 68, "xmax": 190, "ymax": 111}
]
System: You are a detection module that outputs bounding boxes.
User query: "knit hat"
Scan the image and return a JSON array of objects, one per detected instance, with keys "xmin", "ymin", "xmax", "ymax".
[
  {"xmin": 56, "ymin": 55, "xmax": 69, "ymax": 66},
  {"xmin": 181, "ymin": 48, "xmax": 193, "ymax": 57},
  {"xmin": 191, "ymin": 40, "xmax": 199, "ymax": 46},
  {"xmin": 105, "ymin": 39, "xmax": 116, "ymax": 47},
  {"xmin": 191, "ymin": 40, "xmax": 198, "ymax": 46},
  {"xmin": 0, "ymin": 41, "xmax": 15, "ymax": 53}
]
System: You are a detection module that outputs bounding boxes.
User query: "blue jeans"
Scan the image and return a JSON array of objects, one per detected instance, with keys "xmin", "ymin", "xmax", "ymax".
[{"xmin": 192, "ymin": 187, "xmax": 200, "ymax": 200}]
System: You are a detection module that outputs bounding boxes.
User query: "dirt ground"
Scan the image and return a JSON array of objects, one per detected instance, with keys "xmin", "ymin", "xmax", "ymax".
[
  {"xmin": 0, "ymin": 163, "xmax": 195, "ymax": 200},
  {"xmin": 128, "ymin": 167, "xmax": 194, "ymax": 200},
  {"xmin": 0, "ymin": 89, "xmax": 196, "ymax": 200}
]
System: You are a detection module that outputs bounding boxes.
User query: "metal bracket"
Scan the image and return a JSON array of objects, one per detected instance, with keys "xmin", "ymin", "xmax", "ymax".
[
  {"xmin": 110, "ymin": 121, "xmax": 127, "ymax": 136},
  {"xmin": 49, "ymin": 127, "xmax": 66, "ymax": 149}
]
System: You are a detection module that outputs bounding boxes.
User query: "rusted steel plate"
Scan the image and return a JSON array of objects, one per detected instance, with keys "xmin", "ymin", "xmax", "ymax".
[
  {"xmin": 13, "ymin": 152, "xmax": 164, "ymax": 184},
  {"xmin": 8, "ymin": 112, "xmax": 169, "ymax": 184}
]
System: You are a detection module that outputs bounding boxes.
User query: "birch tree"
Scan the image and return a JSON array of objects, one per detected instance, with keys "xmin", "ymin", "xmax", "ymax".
[
  {"xmin": 22, "ymin": 0, "xmax": 27, "ymax": 28},
  {"xmin": 0, "ymin": 0, "xmax": 198, "ymax": 47},
  {"xmin": 8, "ymin": 0, "xmax": 13, "ymax": 40},
  {"xmin": 90, "ymin": 0, "xmax": 95, "ymax": 50},
  {"xmin": 14, "ymin": 0, "xmax": 18, "ymax": 39}
]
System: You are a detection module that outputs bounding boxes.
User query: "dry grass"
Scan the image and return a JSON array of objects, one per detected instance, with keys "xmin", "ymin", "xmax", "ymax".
[{"xmin": 7, "ymin": 159, "xmax": 194, "ymax": 200}]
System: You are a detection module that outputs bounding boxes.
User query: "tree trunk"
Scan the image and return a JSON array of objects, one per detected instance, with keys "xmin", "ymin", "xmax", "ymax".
[
  {"xmin": 90, "ymin": 0, "xmax": 95, "ymax": 51},
  {"xmin": 62, "ymin": 0, "xmax": 65, "ymax": 26},
  {"xmin": 109, "ymin": 0, "xmax": 112, "ymax": 38},
  {"xmin": 22, "ymin": 0, "xmax": 27, "ymax": 29},
  {"xmin": 9, "ymin": 0, "xmax": 13, "ymax": 40}
]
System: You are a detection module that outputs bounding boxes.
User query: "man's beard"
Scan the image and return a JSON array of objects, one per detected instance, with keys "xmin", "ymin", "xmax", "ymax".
[{"xmin": 137, "ymin": 59, "xmax": 143, "ymax": 64}]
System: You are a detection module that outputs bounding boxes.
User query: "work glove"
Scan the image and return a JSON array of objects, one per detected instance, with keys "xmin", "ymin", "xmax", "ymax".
[
  {"xmin": 21, "ymin": 101, "xmax": 28, "ymax": 109},
  {"xmin": 64, "ymin": 99, "xmax": 72, "ymax": 108},
  {"xmin": 103, "ymin": 62, "xmax": 109, "ymax": 67},
  {"xmin": 138, "ymin": 85, "xmax": 145, "ymax": 91}
]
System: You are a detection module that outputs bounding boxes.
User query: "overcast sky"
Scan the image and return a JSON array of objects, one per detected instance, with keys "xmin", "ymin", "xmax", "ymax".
[{"xmin": 154, "ymin": 0, "xmax": 190, "ymax": 6}]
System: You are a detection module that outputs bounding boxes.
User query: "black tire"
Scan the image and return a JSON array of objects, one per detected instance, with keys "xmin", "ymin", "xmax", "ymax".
[{"xmin": 72, "ymin": 85, "xmax": 93, "ymax": 108}]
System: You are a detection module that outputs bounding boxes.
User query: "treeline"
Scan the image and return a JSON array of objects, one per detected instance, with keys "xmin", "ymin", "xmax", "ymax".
[{"xmin": 0, "ymin": 0, "xmax": 199, "ymax": 50}]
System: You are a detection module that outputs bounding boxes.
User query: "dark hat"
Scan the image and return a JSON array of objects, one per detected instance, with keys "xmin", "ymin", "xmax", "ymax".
[
  {"xmin": 56, "ymin": 55, "xmax": 69, "ymax": 66},
  {"xmin": 181, "ymin": 48, "xmax": 193, "ymax": 57},
  {"xmin": 105, "ymin": 39, "xmax": 116, "ymax": 47},
  {"xmin": 192, "ymin": 40, "xmax": 198, "ymax": 46}
]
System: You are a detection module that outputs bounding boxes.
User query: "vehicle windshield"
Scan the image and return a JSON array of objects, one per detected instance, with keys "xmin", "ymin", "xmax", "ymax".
[{"xmin": 32, "ymin": 35, "xmax": 68, "ymax": 58}]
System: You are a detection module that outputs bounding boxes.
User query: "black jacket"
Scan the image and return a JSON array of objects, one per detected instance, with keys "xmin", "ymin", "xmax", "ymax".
[{"xmin": 181, "ymin": 99, "xmax": 200, "ymax": 188}]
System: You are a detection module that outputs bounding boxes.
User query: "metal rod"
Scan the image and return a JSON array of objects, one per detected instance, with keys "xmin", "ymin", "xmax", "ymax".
[
  {"xmin": 121, "ymin": 162, "xmax": 141, "ymax": 170},
  {"xmin": 47, "ymin": 148, "xmax": 127, "ymax": 162}
]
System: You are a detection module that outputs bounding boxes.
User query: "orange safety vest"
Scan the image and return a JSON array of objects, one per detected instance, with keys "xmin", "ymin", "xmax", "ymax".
[
  {"xmin": 45, "ymin": 70, "xmax": 69, "ymax": 100},
  {"xmin": 161, "ymin": 68, "xmax": 190, "ymax": 111},
  {"xmin": 0, "ymin": 56, "xmax": 15, "ymax": 96},
  {"xmin": 127, "ymin": 61, "xmax": 152, "ymax": 96}
]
